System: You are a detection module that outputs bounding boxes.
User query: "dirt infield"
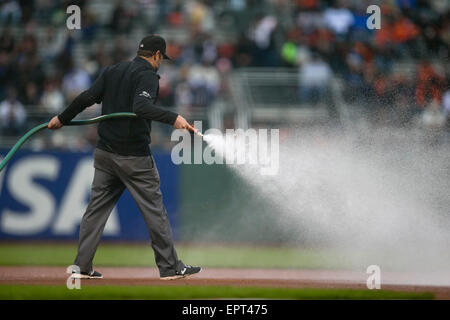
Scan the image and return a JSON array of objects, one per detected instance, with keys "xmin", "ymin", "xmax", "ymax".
[{"xmin": 1, "ymin": 266, "xmax": 449, "ymax": 299}]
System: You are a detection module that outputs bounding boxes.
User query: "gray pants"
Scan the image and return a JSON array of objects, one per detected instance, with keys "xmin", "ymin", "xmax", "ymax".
[{"xmin": 74, "ymin": 148, "xmax": 183, "ymax": 277}]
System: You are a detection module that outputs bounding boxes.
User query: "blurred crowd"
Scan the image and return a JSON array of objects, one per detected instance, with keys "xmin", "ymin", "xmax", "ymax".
[
  {"xmin": 279, "ymin": 0, "xmax": 450, "ymax": 129},
  {"xmin": 0, "ymin": 0, "xmax": 449, "ymax": 150}
]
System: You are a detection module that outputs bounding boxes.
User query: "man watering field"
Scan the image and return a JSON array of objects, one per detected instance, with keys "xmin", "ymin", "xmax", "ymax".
[{"xmin": 47, "ymin": 35, "xmax": 201, "ymax": 280}]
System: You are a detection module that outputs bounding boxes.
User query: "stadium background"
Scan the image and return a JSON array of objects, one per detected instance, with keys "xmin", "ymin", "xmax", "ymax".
[{"xmin": 0, "ymin": 0, "xmax": 449, "ymax": 300}]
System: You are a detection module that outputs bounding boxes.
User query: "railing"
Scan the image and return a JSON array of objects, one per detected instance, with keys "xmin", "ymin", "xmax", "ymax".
[{"xmin": 228, "ymin": 68, "xmax": 344, "ymax": 129}]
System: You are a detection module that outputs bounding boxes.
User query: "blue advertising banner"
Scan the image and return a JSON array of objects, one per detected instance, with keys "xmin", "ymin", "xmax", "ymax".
[{"xmin": 0, "ymin": 149, "xmax": 179, "ymax": 240}]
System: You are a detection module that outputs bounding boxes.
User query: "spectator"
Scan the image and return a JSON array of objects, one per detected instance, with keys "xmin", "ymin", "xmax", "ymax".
[
  {"xmin": 187, "ymin": 60, "xmax": 220, "ymax": 108},
  {"xmin": 250, "ymin": 15, "xmax": 278, "ymax": 66},
  {"xmin": 281, "ymin": 30, "xmax": 312, "ymax": 68},
  {"xmin": 15, "ymin": 53, "xmax": 44, "ymax": 100},
  {"xmin": 157, "ymin": 71, "xmax": 175, "ymax": 108},
  {"xmin": 373, "ymin": 45, "xmax": 394, "ymax": 74},
  {"xmin": 281, "ymin": 40, "xmax": 298, "ymax": 67},
  {"xmin": 0, "ymin": 51, "xmax": 13, "ymax": 100},
  {"xmin": 0, "ymin": 87, "xmax": 26, "ymax": 135},
  {"xmin": 81, "ymin": 9, "xmax": 99, "ymax": 41},
  {"xmin": 296, "ymin": 7, "xmax": 325, "ymax": 34},
  {"xmin": 419, "ymin": 98, "xmax": 446, "ymax": 130},
  {"xmin": 370, "ymin": 73, "xmax": 391, "ymax": 121},
  {"xmin": 323, "ymin": 2, "xmax": 354, "ymax": 38},
  {"xmin": 415, "ymin": 61, "xmax": 444, "ymax": 109},
  {"xmin": 61, "ymin": 62, "xmax": 91, "ymax": 102},
  {"xmin": 109, "ymin": 0, "xmax": 134, "ymax": 34},
  {"xmin": 40, "ymin": 27, "xmax": 69, "ymax": 63},
  {"xmin": 252, "ymin": 15, "xmax": 277, "ymax": 51},
  {"xmin": 17, "ymin": 0, "xmax": 34, "ymax": 24},
  {"xmin": 233, "ymin": 33, "xmax": 254, "ymax": 68},
  {"xmin": 351, "ymin": 3, "xmax": 373, "ymax": 42},
  {"xmin": 186, "ymin": 0, "xmax": 216, "ymax": 33},
  {"xmin": 392, "ymin": 14, "xmax": 419, "ymax": 44},
  {"xmin": 22, "ymin": 81, "xmax": 40, "ymax": 106},
  {"xmin": 396, "ymin": 0, "xmax": 417, "ymax": 11},
  {"xmin": 298, "ymin": 53, "xmax": 332, "ymax": 105},
  {"xmin": 165, "ymin": 38, "xmax": 183, "ymax": 62},
  {"xmin": 111, "ymin": 37, "xmax": 131, "ymax": 64},
  {"xmin": 165, "ymin": 1, "xmax": 184, "ymax": 27},
  {"xmin": 0, "ymin": 0, "xmax": 21, "ymax": 25},
  {"xmin": 0, "ymin": 27, "xmax": 15, "ymax": 53},
  {"xmin": 18, "ymin": 33, "xmax": 38, "ymax": 56},
  {"xmin": 175, "ymin": 82, "xmax": 193, "ymax": 110},
  {"xmin": 374, "ymin": 15, "xmax": 395, "ymax": 49},
  {"xmin": 392, "ymin": 13, "xmax": 420, "ymax": 58},
  {"xmin": 201, "ymin": 35, "xmax": 217, "ymax": 64},
  {"xmin": 40, "ymin": 79, "xmax": 65, "ymax": 114},
  {"xmin": 87, "ymin": 41, "xmax": 112, "ymax": 79}
]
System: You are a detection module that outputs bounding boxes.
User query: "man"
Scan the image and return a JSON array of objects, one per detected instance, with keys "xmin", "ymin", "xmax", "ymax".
[
  {"xmin": 48, "ymin": 35, "xmax": 201, "ymax": 280},
  {"xmin": 0, "ymin": 88, "xmax": 26, "ymax": 136}
]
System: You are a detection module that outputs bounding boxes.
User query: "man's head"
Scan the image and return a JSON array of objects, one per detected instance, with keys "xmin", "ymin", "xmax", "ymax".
[{"xmin": 137, "ymin": 35, "xmax": 171, "ymax": 70}]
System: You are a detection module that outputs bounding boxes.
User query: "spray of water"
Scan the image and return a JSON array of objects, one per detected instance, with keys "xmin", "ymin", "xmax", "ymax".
[
  {"xmin": 202, "ymin": 126, "xmax": 450, "ymax": 276},
  {"xmin": 203, "ymin": 134, "xmax": 229, "ymax": 161}
]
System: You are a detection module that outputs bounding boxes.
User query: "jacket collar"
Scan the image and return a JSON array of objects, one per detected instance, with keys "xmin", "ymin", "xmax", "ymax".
[{"xmin": 134, "ymin": 56, "xmax": 158, "ymax": 74}]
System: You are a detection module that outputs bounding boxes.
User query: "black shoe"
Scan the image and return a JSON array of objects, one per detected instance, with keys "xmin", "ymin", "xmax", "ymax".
[
  {"xmin": 160, "ymin": 265, "xmax": 202, "ymax": 280},
  {"xmin": 72, "ymin": 270, "xmax": 103, "ymax": 279}
]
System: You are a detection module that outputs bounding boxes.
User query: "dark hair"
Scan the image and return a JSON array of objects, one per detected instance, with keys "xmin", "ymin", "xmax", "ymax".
[{"xmin": 137, "ymin": 49, "xmax": 157, "ymax": 57}]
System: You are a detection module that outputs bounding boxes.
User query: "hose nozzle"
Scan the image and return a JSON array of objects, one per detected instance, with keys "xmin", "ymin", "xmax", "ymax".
[{"xmin": 194, "ymin": 130, "xmax": 203, "ymax": 138}]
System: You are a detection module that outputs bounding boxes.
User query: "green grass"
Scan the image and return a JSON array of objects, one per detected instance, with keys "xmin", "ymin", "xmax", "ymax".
[
  {"xmin": 0, "ymin": 285, "xmax": 434, "ymax": 300},
  {"xmin": 0, "ymin": 243, "xmax": 436, "ymax": 300},
  {"xmin": 0, "ymin": 243, "xmax": 346, "ymax": 269}
]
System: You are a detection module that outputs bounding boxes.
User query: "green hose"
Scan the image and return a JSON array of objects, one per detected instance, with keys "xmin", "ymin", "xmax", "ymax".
[{"xmin": 0, "ymin": 112, "xmax": 137, "ymax": 172}]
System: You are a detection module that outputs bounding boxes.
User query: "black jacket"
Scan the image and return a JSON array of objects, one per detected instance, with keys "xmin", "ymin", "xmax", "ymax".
[{"xmin": 58, "ymin": 56, "xmax": 178, "ymax": 156}]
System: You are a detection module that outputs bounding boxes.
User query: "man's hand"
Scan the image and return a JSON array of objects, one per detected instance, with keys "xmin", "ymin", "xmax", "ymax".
[
  {"xmin": 174, "ymin": 115, "xmax": 197, "ymax": 134},
  {"xmin": 48, "ymin": 116, "xmax": 63, "ymax": 130}
]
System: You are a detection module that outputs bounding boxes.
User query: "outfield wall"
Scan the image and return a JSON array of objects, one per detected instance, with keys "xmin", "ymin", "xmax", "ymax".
[
  {"xmin": 0, "ymin": 150, "xmax": 179, "ymax": 241},
  {"xmin": 0, "ymin": 149, "xmax": 301, "ymax": 243}
]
